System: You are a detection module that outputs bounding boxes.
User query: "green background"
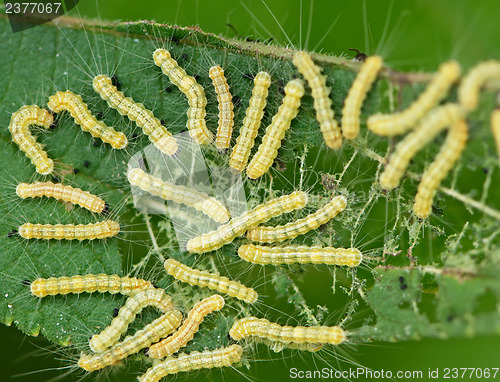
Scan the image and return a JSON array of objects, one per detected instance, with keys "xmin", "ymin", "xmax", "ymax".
[{"xmin": 2, "ymin": 0, "xmax": 500, "ymax": 381}]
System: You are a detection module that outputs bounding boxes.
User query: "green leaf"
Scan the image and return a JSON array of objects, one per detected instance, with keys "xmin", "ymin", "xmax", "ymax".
[{"xmin": 0, "ymin": 11, "xmax": 499, "ymax": 382}]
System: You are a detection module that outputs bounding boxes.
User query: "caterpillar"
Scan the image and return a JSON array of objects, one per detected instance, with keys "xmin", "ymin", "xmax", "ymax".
[
  {"xmin": 139, "ymin": 344, "xmax": 243, "ymax": 382},
  {"xmin": 379, "ymin": 103, "xmax": 464, "ymax": 190},
  {"xmin": 246, "ymin": 79, "xmax": 304, "ymax": 179},
  {"xmin": 127, "ymin": 167, "xmax": 230, "ymax": 224},
  {"xmin": 16, "ymin": 182, "xmax": 106, "ymax": 213},
  {"xmin": 413, "ymin": 119, "xmax": 469, "ymax": 218},
  {"xmin": 458, "ymin": 60, "xmax": 500, "ymax": 112},
  {"xmin": 30, "ymin": 274, "xmax": 154, "ymax": 297},
  {"xmin": 164, "ymin": 259, "xmax": 258, "ymax": 303},
  {"xmin": 186, "ymin": 191, "xmax": 308, "ymax": 254},
  {"xmin": 78, "ymin": 310, "xmax": 183, "ymax": 371},
  {"xmin": 89, "ymin": 288, "xmax": 173, "ymax": 353},
  {"xmin": 237, "ymin": 244, "xmax": 362, "ymax": 267},
  {"xmin": 19, "ymin": 220, "xmax": 120, "ymax": 240},
  {"xmin": 367, "ymin": 60, "xmax": 461, "ymax": 136},
  {"xmin": 47, "ymin": 90, "xmax": 128, "ymax": 149},
  {"xmin": 246, "ymin": 195, "xmax": 347, "ymax": 243},
  {"xmin": 229, "ymin": 71, "xmax": 271, "ymax": 172},
  {"xmin": 8, "ymin": 105, "xmax": 54, "ymax": 175},
  {"xmin": 92, "ymin": 75, "xmax": 178, "ymax": 155},
  {"xmin": 293, "ymin": 51, "xmax": 342, "ymax": 149},
  {"xmin": 153, "ymin": 49, "xmax": 213, "ymax": 144},
  {"xmin": 209, "ymin": 66, "xmax": 234, "ymax": 151},
  {"xmin": 229, "ymin": 317, "xmax": 346, "ymax": 345},
  {"xmin": 341, "ymin": 55, "xmax": 384, "ymax": 139},
  {"xmin": 146, "ymin": 294, "xmax": 225, "ymax": 359},
  {"xmin": 491, "ymin": 109, "xmax": 500, "ymax": 161}
]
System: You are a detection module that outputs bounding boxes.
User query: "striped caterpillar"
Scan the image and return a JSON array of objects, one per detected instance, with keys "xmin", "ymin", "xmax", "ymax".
[
  {"xmin": 139, "ymin": 344, "xmax": 243, "ymax": 382},
  {"xmin": 230, "ymin": 71, "xmax": 271, "ymax": 172},
  {"xmin": 92, "ymin": 75, "xmax": 178, "ymax": 155},
  {"xmin": 16, "ymin": 182, "xmax": 106, "ymax": 213},
  {"xmin": 246, "ymin": 79, "xmax": 304, "ymax": 179},
  {"xmin": 164, "ymin": 259, "xmax": 258, "ymax": 303},
  {"xmin": 209, "ymin": 66, "xmax": 235, "ymax": 151},
  {"xmin": 238, "ymin": 244, "xmax": 362, "ymax": 267},
  {"xmin": 229, "ymin": 317, "xmax": 346, "ymax": 345},
  {"xmin": 89, "ymin": 288, "xmax": 173, "ymax": 353},
  {"xmin": 379, "ymin": 103, "xmax": 464, "ymax": 190},
  {"xmin": 413, "ymin": 119, "xmax": 468, "ymax": 218},
  {"xmin": 246, "ymin": 195, "xmax": 347, "ymax": 243},
  {"xmin": 146, "ymin": 294, "xmax": 225, "ymax": 359},
  {"xmin": 458, "ymin": 60, "xmax": 500, "ymax": 112},
  {"xmin": 19, "ymin": 220, "xmax": 120, "ymax": 240},
  {"xmin": 341, "ymin": 55, "xmax": 384, "ymax": 139},
  {"xmin": 127, "ymin": 167, "xmax": 230, "ymax": 224},
  {"xmin": 293, "ymin": 51, "xmax": 343, "ymax": 149},
  {"xmin": 47, "ymin": 90, "xmax": 128, "ymax": 149},
  {"xmin": 30, "ymin": 274, "xmax": 154, "ymax": 297},
  {"xmin": 153, "ymin": 49, "xmax": 213, "ymax": 144},
  {"xmin": 8, "ymin": 105, "xmax": 54, "ymax": 175},
  {"xmin": 367, "ymin": 60, "xmax": 461, "ymax": 136},
  {"xmin": 186, "ymin": 191, "xmax": 308, "ymax": 254},
  {"xmin": 78, "ymin": 310, "xmax": 183, "ymax": 371}
]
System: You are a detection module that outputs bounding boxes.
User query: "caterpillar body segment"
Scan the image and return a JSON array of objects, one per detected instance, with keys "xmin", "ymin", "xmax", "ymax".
[
  {"xmin": 379, "ymin": 104, "xmax": 464, "ymax": 190},
  {"xmin": 229, "ymin": 317, "xmax": 346, "ymax": 345},
  {"xmin": 186, "ymin": 191, "xmax": 308, "ymax": 254},
  {"xmin": 16, "ymin": 182, "xmax": 106, "ymax": 213},
  {"xmin": 458, "ymin": 60, "xmax": 500, "ymax": 112},
  {"xmin": 209, "ymin": 66, "xmax": 235, "ymax": 150},
  {"xmin": 491, "ymin": 109, "xmax": 500, "ymax": 161},
  {"xmin": 246, "ymin": 195, "xmax": 347, "ymax": 243},
  {"xmin": 30, "ymin": 274, "xmax": 154, "ymax": 297},
  {"xmin": 238, "ymin": 245, "xmax": 362, "ymax": 267},
  {"xmin": 8, "ymin": 105, "xmax": 54, "ymax": 175},
  {"xmin": 47, "ymin": 90, "xmax": 128, "ymax": 149},
  {"xmin": 139, "ymin": 345, "xmax": 243, "ymax": 382},
  {"xmin": 367, "ymin": 60, "xmax": 461, "ymax": 136},
  {"xmin": 246, "ymin": 79, "xmax": 305, "ymax": 179},
  {"xmin": 153, "ymin": 49, "xmax": 213, "ymax": 144},
  {"xmin": 92, "ymin": 75, "xmax": 177, "ymax": 155},
  {"xmin": 127, "ymin": 168, "xmax": 230, "ymax": 223},
  {"xmin": 78, "ymin": 310, "xmax": 183, "ymax": 371},
  {"xmin": 19, "ymin": 220, "xmax": 120, "ymax": 240},
  {"xmin": 413, "ymin": 119, "xmax": 468, "ymax": 218},
  {"xmin": 164, "ymin": 259, "xmax": 258, "ymax": 303},
  {"xmin": 293, "ymin": 51, "xmax": 342, "ymax": 149},
  {"xmin": 89, "ymin": 288, "xmax": 173, "ymax": 353},
  {"xmin": 341, "ymin": 55, "xmax": 384, "ymax": 139},
  {"xmin": 230, "ymin": 71, "xmax": 271, "ymax": 171},
  {"xmin": 146, "ymin": 294, "xmax": 225, "ymax": 359},
  {"xmin": 256, "ymin": 337, "xmax": 324, "ymax": 352}
]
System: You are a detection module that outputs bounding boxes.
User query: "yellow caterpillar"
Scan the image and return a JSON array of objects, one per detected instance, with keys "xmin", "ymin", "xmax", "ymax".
[
  {"xmin": 16, "ymin": 182, "xmax": 106, "ymax": 213},
  {"xmin": 127, "ymin": 168, "xmax": 230, "ymax": 223},
  {"xmin": 246, "ymin": 79, "xmax": 304, "ymax": 179},
  {"xmin": 146, "ymin": 295, "xmax": 225, "ymax": 359},
  {"xmin": 209, "ymin": 66, "xmax": 235, "ymax": 151},
  {"xmin": 238, "ymin": 244, "xmax": 362, "ymax": 267},
  {"xmin": 186, "ymin": 191, "xmax": 308, "ymax": 254},
  {"xmin": 139, "ymin": 345, "xmax": 243, "ymax": 382},
  {"xmin": 153, "ymin": 49, "xmax": 213, "ymax": 144},
  {"xmin": 164, "ymin": 259, "xmax": 258, "ymax": 303},
  {"xmin": 47, "ymin": 90, "xmax": 128, "ymax": 149},
  {"xmin": 30, "ymin": 274, "xmax": 154, "ymax": 297},
  {"xmin": 92, "ymin": 75, "xmax": 177, "ymax": 155},
  {"xmin": 8, "ymin": 105, "xmax": 54, "ymax": 175},
  {"xmin": 230, "ymin": 71, "xmax": 271, "ymax": 171},
  {"xmin": 19, "ymin": 220, "xmax": 120, "ymax": 240},
  {"xmin": 246, "ymin": 195, "xmax": 346, "ymax": 243}
]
